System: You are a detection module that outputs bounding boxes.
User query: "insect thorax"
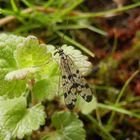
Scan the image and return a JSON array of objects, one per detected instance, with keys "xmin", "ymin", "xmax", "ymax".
[
  {"xmin": 58, "ymin": 49, "xmax": 67, "ymax": 60},
  {"xmin": 54, "ymin": 48, "xmax": 66, "ymax": 58}
]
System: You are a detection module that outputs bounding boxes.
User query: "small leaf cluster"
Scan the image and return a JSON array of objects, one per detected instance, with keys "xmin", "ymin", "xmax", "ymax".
[{"xmin": 0, "ymin": 33, "xmax": 95, "ymax": 139}]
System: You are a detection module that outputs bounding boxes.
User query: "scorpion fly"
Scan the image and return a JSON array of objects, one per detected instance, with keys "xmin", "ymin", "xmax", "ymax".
[{"xmin": 54, "ymin": 48, "xmax": 93, "ymax": 110}]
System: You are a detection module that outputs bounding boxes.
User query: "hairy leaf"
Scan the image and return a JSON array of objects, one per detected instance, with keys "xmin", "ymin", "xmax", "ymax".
[
  {"xmin": 42, "ymin": 111, "xmax": 86, "ymax": 140},
  {"xmin": 33, "ymin": 60, "xmax": 60, "ymax": 100},
  {"xmin": 14, "ymin": 35, "xmax": 52, "ymax": 68},
  {"xmin": 0, "ymin": 34, "xmax": 53, "ymax": 98},
  {"xmin": 0, "ymin": 97, "xmax": 46, "ymax": 139},
  {"xmin": 0, "ymin": 36, "xmax": 26, "ymax": 98},
  {"xmin": 5, "ymin": 67, "xmax": 39, "ymax": 81}
]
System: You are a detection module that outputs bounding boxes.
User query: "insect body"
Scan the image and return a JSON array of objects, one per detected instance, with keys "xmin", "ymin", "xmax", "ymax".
[{"xmin": 55, "ymin": 48, "xmax": 93, "ymax": 109}]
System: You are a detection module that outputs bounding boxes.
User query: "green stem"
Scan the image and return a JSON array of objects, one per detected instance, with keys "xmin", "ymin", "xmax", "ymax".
[
  {"xmin": 55, "ymin": 24, "xmax": 107, "ymax": 36},
  {"xmin": 116, "ymin": 70, "xmax": 139, "ymax": 103},
  {"xmin": 69, "ymin": 2, "xmax": 140, "ymax": 19},
  {"xmin": 56, "ymin": 31, "xmax": 95, "ymax": 57},
  {"xmin": 98, "ymin": 103, "xmax": 140, "ymax": 119},
  {"xmin": 107, "ymin": 70, "xmax": 139, "ymax": 125},
  {"xmin": 86, "ymin": 114, "xmax": 115, "ymax": 140}
]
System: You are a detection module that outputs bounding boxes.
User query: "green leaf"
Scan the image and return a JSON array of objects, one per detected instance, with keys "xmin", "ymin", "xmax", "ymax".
[
  {"xmin": 0, "ymin": 40, "xmax": 26, "ymax": 98},
  {"xmin": 0, "ymin": 97, "xmax": 26, "ymax": 138},
  {"xmin": 0, "ymin": 33, "xmax": 25, "ymax": 51},
  {"xmin": 0, "ymin": 97, "xmax": 46, "ymax": 139},
  {"xmin": 0, "ymin": 34, "xmax": 53, "ymax": 98},
  {"xmin": 14, "ymin": 35, "xmax": 52, "ymax": 68},
  {"xmin": 5, "ymin": 67, "xmax": 39, "ymax": 81},
  {"xmin": 12, "ymin": 104, "xmax": 46, "ymax": 139},
  {"xmin": 42, "ymin": 111, "xmax": 86, "ymax": 140},
  {"xmin": 0, "ymin": 128, "xmax": 11, "ymax": 140},
  {"xmin": 33, "ymin": 45, "xmax": 60, "ymax": 101},
  {"xmin": 0, "ymin": 34, "xmax": 25, "ymax": 74},
  {"xmin": 0, "ymin": 34, "xmax": 29, "ymax": 98},
  {"xmin": 0, "ymin": 80, "xmax": 26, "ymax": 98},
  {"xmin": 76, "ymin": 96, "xmax": 97, "ymax": 114},
  {"xmin": 0, "ymin": 42, "xmax": 16, "ymax": 69},
  {"xmin": 33, "ymin": 60, "xmax": 60, "ymax": 100}
]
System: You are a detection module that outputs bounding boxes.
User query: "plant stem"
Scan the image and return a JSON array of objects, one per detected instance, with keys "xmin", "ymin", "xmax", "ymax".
[
  {"xmin": 86, "ymin": 114, "xmax": 115, "ymax": 140},
  {"xmin": 69, "ymin": 2, "xmax": 140, "ymax": 19},
  {"xmin": 107, "ymin": 70, "xmax": 139, "ymax": 125},
  {"xmin": 56, "ymin": 31, "xmax": 95, "ymax": 57}
]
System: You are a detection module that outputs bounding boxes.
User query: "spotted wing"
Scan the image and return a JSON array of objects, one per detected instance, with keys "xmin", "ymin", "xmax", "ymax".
[
  {"xmin": 78, "ymin": 78, "xmax": 93, "ymax": 102},
  {"xmin": 60, "ymin": 56, "xmax": 77, "ymax": 109},
  {"xmin": 65, "ymin": 55, "xmax": 93, "ymax": 102}
]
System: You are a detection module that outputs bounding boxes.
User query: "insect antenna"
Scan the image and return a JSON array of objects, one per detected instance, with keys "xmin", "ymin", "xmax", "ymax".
[
  {"xmin": 60, "ymin": 17, "xmax": 69, "ymax": 45},
  {"xmin": 54, "ymin": 17, "xmax": 69, "ymax": 55}
]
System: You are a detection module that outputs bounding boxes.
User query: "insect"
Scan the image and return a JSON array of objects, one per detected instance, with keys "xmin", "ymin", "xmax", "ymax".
[{"xmin": 54, "ymin": 48, "xmax": 93, "ymax": 109}]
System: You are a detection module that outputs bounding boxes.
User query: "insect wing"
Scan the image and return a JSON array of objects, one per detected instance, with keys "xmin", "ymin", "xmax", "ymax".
[
  {"xmin": 66, "ymin": 55, "xmax": 93, "ymax": 102},
  {"xmin": 64, "ymin": 91, "xmax": 77, "ymax": 110},
  {"xmin": 60, "ymin": 55, "xmax": 77, "ymax": 109},
  {"xmin": 79, "ymin": 78, "xmax": 93, "ymax": 102}
]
